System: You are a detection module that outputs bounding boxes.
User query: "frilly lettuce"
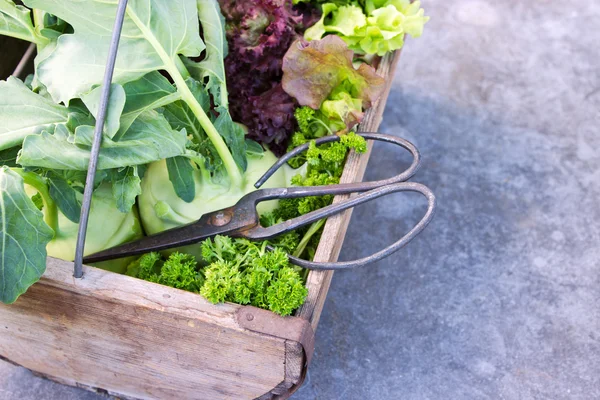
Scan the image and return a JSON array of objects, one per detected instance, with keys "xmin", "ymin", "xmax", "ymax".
[
  {"xmin": 303, "ymin": 0, "xmax": 429, "ymax": 56},
  {"xmin": 218, "ymin": 0, "xmax": 319, "ymax": 154},
  {"xmin": 282, "ymin": 35, "xmax": 385, "ymax": 132}
]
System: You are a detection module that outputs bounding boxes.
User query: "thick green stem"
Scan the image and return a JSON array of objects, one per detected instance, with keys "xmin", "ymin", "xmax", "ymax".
[
  {"xmin": 171, "ymin": 70, "xmax": 243, "ymax": 188},
  {"xmin": 293, "ymin": 219, "xmax": 326, "ymax": 258},
  {"xmin": 312, "ymin": 118, "xmax": 334, "ymax": 136},
  {"xmin": 174, "ymin": 56, "xmax": 191, "ymax": 80},
  {"xmin": 31, "ymin": 9, "xmax": 51, "ymax": 49},
  {"xmin": 32, "ymin": 9, "xmax": 44, "ymax": 30},
  {"xmin": 0, "ymin": 29, "xmax": 47, "ymax": 46},
  {"xmin": 220, "ymin": 82, "xmax": 229, "ymax": 110},
  {"xmin": 126, "ymin": 7, "xmax": 243, "ymax": 189},
  {"xmin": 15, "ymin": 170, "xmax": 59, "ymax": 234}
]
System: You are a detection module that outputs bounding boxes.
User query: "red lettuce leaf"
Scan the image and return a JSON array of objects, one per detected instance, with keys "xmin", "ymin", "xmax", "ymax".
[
  {"xmin": 246, "ymin": 84, "xmax": 298, "ymax": 155},
  {"xmin": 219, "ymin": 0, "xmax": 319, "ymax": 154},
  {"xmin": 282, "ymin": 35, "xmax": 386, "ymax": 110}
]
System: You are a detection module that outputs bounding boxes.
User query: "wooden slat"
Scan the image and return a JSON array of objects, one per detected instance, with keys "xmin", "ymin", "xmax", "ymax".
[
  {"xmin": 297, "ymin": 51, "xmax": 402, "ymax": 329},
  {"xmin": 0, "ymin": 259, "xmax": 288, "ymax": 400}
]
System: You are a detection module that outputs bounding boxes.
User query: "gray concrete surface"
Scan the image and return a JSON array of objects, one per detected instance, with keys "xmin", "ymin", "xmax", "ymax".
[{"xmin": 2, "ymin": 0, "xmax": 600, "ymax": 399}]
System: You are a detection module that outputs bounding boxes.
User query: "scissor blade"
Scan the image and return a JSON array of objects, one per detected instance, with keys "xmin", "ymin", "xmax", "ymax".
[{"xmin": 82, "ymin": 213, "xmax": 233, "ymax": 264}]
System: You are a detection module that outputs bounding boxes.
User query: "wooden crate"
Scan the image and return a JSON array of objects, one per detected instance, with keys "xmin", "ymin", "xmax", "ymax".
[{"xmin": 0, "ymin": 40, "xmax": 401, "ymax": 399}]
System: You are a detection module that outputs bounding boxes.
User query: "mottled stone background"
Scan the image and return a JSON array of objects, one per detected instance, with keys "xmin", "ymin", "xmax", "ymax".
[{"xmin": 2, "ymin": 0, "xmax": 599, "ymax": 399}]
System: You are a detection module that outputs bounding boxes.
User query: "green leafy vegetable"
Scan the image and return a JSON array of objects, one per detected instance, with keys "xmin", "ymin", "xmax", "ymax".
[
  {"xmin": 0, "ymin": 77, "xmax": 69, "ymax": 152},
  {"xmin": 303, "ymin": 0, "xmax": 429, "ymax": 56},
  {"xmin": 282, "ymin": 36, "xmax": 384, "ymax": 132},
  {"xmin": 283, "ymin": 36, "xmax": 385, "ymax": 109},
  {"xmin": 129, "ymin": 252, "xmax": 204, "ymax": 292},
  {"xmin": 0, "ymin": 0, "xmax": 48, "ymax": 45},
  {"xmin": 81, "ymin": 83, "xmax": 126, "ymax": 139},
  {"xmin": 23, "ymin": 0, "xmax": 245, "ymax": 186},
  {"xmin": 118, "ymin": 72, "xmax": 181, "ymax": 136},
  {"xmin": 266, "ymin": 267, "xmax": 307, "ymax": 316},
  {"xmin": 18, "ymin": 112, "xmax": 187, "ymax": 171},
  {"xmin": 128, "ymin": 231, "xmax": 305, "ymax": 316},
  {"xmin": 126, "ymin": 251, "xmax": 161, "ymax": 279},
  {"xmin": 111, "ymin": 166, "xmax": 142, "ymax": 214},
  {"xmin": 46, "ymin": 170, "xmax": 81, "ymax": 223},
  {"xmin": 0, "ymin": 147, "xmax": 20, "ymax": 168},
  {"xmin": 22, "ymin": 0, "xmax": 204, "ymax": 103},
  {"xmin": 187, "ymin": 0, "xmax": 229, "ymax": 108},
  {"xmin": 166, "ymin": 156, "xmax": 196, "ymax": 204},
  {"xmin": 31, "ymin": 192, "xmax": 44, "ymax": 210},
  {"xmin": 162, "ymin": 78, "xmax": 210, "ymax": 142},
  {"xmin": 199, "ymin": 237, "xmax": 307, "ymax": 316},
  {"xmin": 0, "ymin": 167, "xmax": 54, "ymax": 304}
]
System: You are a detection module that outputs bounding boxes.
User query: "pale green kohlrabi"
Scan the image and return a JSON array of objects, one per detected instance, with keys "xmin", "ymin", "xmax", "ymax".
[
  {"xmin": 23, "ymin": 176, "xmax": 143, "ymax": 273},
  {"xmin": 138, "ymin": 150, "xmax": 296, "ymax": 259}
]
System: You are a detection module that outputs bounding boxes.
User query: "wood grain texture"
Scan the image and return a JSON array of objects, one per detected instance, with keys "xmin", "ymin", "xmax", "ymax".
[
  {"xmin": 297, "ymin": 51, "xmax": 402, "ymax": 329},
  {"xmin": 0, "ymin": 259, "xmax": 288, "ymax": 400}
]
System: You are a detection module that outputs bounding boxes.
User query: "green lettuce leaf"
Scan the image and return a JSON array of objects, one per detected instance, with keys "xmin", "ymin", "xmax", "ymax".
[
  {"xmin": 304, "ymin": 0, "xmax": 429, "ymax": 56},
  {"xmin": 320, "ymin": 90, "xmax": 363, "ymax": 132},
  {"xmin": 0, "ymin": 167, "xmax": 54, "ymax": 304},
  {"xmin": 305, "ymin": 4, "xmax": 339, "ymax": 41},
  {"xmin": 329, "ymin": 4, "xmax": 366, "ymax": 36}
]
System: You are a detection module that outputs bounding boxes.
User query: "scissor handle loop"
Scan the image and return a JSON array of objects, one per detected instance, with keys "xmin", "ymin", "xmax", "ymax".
[
  {"xmin": 250, "ymin": 132, "xmax": 436, "ymax": 270},
  {"xmin": 255, "ymin": 132, "xmax": 421, "ymax": 190},
  {"xmin": 257, "ymin": 182, "xmax": 436, "ymax": 270}
]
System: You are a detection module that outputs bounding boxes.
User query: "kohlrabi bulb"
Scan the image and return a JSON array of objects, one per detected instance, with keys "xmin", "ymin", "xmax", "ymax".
[
  {"xmin": 43, "ymin": 183, "xmax": 143, "ymax": 273},
  {"xmin": 138, "ymin": 150, "xmax": 293, "ymax": 259}
]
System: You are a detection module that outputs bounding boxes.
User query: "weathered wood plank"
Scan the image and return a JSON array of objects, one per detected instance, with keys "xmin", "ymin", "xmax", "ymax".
[
  {"xmin": 0, "ymin": 259, "xmax": 288, "ymax": 400},
  {"xmin": 298, "ymin": 51, "xmax": 402, "ymax": 329}
]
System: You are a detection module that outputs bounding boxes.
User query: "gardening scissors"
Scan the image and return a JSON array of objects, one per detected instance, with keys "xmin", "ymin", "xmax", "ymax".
[{"xmin": 83, "ymin": 132, "xmax": 436, "ymax": 270}]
